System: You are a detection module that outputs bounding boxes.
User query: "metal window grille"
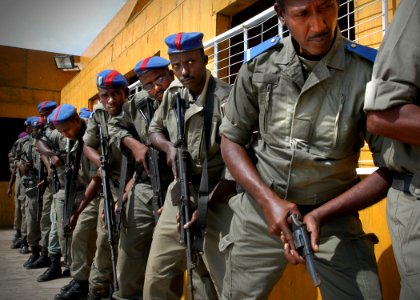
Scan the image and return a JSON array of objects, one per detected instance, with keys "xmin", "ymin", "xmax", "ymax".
[
  {"xmin": 204, "ymin": 0, "xmax": 389, "ymax": 83},
  {"xmin": 129, "ymin": 0, "xmax": 388, "ymax": 92}
]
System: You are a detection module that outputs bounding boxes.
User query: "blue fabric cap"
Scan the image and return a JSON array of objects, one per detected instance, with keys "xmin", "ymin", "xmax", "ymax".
[
  {"xmin": 96, "ymin": 70, "xmax": 128, "ymax": 89},
  {"xmin": 24, "ymin": 117, "xmax": 33, "ymax": 126},
  {"xmin": 165, "ymin": 32, "xmax": 204, "ymax": 54},
  {"xmin": 29, "ymin": 116, "xmax": 44, "ymax": 127},
  {"xmin": 38, "ymin": 100, "xmax": 58, "ymax": 112},
  {"xmin": 134, "ymin": 56, "xmax": 170, "ymax": 77},
  {"xmin": 48, "ymin": 104, "xmax": 77, "ymax": 125},
  {"xmin": 79, "ymin": 107, "xmax": 93, "ymax": 119},
  {"xmin": 18, "ymin": 132, "xmax": 28, "ymax": 139}
]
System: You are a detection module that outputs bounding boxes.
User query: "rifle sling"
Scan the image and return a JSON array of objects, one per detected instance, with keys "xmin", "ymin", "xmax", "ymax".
[
  {"xmin": 192, "ymin": 76, "xmax": 215, "ymax": 252},
  {"xmin": 64, "ymin": 138, "xmax": 84, "ymax": 226},
  {"xmin": 116, "ymin": 151, "xmax": 128, "ymax": 231}
]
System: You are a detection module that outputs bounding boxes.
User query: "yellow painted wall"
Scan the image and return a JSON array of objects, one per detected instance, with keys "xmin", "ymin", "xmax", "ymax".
[
  {"xmin": 60, "ymin": 0, "xmax": 257, "ymax": 109},
  {"xmin": 0, "ymin": 45, "xmax": 78, "ymax": 119},
  {"xmin": 0, "ymin": 46, "xmax": 79, "ymax": 227}
]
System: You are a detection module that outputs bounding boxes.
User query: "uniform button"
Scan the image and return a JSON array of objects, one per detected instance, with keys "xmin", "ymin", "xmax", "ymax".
[
  {"xmin": 351, "ymin": 43, "xmax": 357, "ymax": 48},
  {"xmin": 271, "ymin": 38, "xmax": 276, "ymax": 43}
]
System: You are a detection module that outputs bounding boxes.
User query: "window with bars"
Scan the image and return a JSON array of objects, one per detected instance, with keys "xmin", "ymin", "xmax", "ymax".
[
  {"xmin": 204, "ymin": 0, "xmax": 388, "ymax": 84},
  {"xmin": 129, "ymin": 0, "xmax": 389, "ymax": 94}
]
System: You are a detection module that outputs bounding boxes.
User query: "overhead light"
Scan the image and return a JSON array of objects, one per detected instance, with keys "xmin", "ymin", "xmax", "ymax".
[{"xmin": 54, "ymin": 55, "xmax": 75, "ymax": 69}]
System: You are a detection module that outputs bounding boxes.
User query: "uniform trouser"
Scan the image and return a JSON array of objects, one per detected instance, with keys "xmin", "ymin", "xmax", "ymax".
[
  {"xmin": 70, "ymin": 196, "xmax": 99, "ymax": 280},
  {"xmin": 387, "ymin": 187, "xmax": 420, "ymax": 300},
  {"xmin": 13, "ymin": 175, "xmax": 23, "ymax": 231},
  {"xmin": 48, "ymin": 197, "xmax": 61, "ymax": 255},
  {"xmin": 39, "ymin": 183, "xmax": 54, "ymax": 249},
  {"xmin": 89, "ymin": 197, "xmax": 119, "ymax": 293},
  {"xmin": 113, "ymin": 182, "xmax": 155, "ymax": 300},
  {"xmin": 143, "ymin": 181, "xmax": 233, "ymax": 299},
  {"xmin": 221, "ymin": 192, "xmax": 382, "ymax": 300},
  {"xmin": 55, "ymin": 189, "xmax": 84, "ymax": 268},
  {"xmin": 19, "ymin": 197, "xmax": 27, "ymax": 243},
  {"xmin": 25, "ymin": 193, "xmax": 41, "ymax": 247}
]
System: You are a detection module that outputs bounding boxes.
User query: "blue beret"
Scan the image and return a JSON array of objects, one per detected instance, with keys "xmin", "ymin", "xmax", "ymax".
[
  {"xmin": 134, "ymin": 56, "xmax": 170, "ymax": 77},
  {"xmin": 29, "ymin": 116, "xmax": 44, "ymax": 127},
  {"xmin": 96, "ymin": 70, "xmax": 128, "ymax": 89},
  {"xmin": 18, "ymin": 132, "xmax": 28, "ymax": 139},
  {"xmin": 165, "ymin": 32, "xmax": 204, "ymax": 54},
  {"xmin": 38, "ymin": 100, "xmax": 58, "ymax": 112},
  {"xmin": 24, "ymin": 117, "xmax": 33, "ymax": 126},
  {"xmin": 48, "ymin": 104, "xmax": 77, "ymax": 125},
  {"xmin": 79, "ymin": 107, "xmax": 93, "ymax": 119}
]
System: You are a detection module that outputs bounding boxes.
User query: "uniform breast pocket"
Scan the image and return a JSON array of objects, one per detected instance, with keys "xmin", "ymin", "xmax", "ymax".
[
  {"xmin": 252, "ymin": 73, "xmax": 287, "ymax": 144},
  {"xmin": 311, "ymin": 84, "xmax": 349, "ymax": 151}
]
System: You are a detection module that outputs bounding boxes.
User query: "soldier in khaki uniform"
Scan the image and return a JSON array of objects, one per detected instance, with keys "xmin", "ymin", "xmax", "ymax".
[
  {"xmin": 8, "ymin": 131, "xmax": 29, "ymax": 250},
  {"xmin": 364, "ymin": 0, "xmax": 420, "ymax": 298},
  {"xmin": 20, "ymin": 117, "xmax": 44, "ymax": 269},
  {"xmin": 29, "ymin": 100, "xmax": 59, "ymax": 269},
  {"xmin": 14, "ymin": 119, "xmax": 33, "ymax": 254},
  {"xmin": 219, "ymin": 0, "xmax": 392, "ymax": 299},
  {"xmin": 144, "ymin": 32, "xmax": 235, "ymax": 299},
  {"xmin": 44, "ymin": 104, "xmax": 96, "ymax": 300},
  {"xmin": 108, "ymin": 56, "xmax": 174, "ymax": 299},
  {"xmin": 82, "ymin": 69, "xmax": 131, "ymax": 299}
]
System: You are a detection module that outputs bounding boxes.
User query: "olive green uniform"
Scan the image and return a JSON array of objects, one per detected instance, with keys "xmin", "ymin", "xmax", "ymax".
[
  {"xmin": 144, "ymin": 71, "xmax": 233, "ymax": 298},
  {"xmin": 108, "ymin": 90, "xmax": 157, "ymax": 300},
  {"xmin": 219, "ymin": 30, "xmax": 383, "ymax": 299},
  {"xmin": 20, "ymin": 137, "xmax": 41, "ymax": 249},
  {"xmin": 48, "ymin": 122, "xmax": 94, "ymax": 270},
  {"xmin": 14, "ymin": 135, "xmax": 30, "ymax": 245},
  {"xmin": 364, "ymin": 1, "xmax": 420, "ymax": 298}
]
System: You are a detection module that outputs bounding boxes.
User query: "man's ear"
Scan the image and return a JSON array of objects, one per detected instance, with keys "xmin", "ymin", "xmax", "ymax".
[
  {"xmin": 203, "ymin": 54, "xmax": 208, "ymax": 65},
  {"xmin": 124, "ymin": 87, "xmax": 130, "ymax": 99},
  {"xmin": 274, "ymin": 3, "xmax": 286, "ymax": 25}
]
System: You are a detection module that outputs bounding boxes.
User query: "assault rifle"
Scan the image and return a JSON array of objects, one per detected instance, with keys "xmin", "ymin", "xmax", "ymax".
[
  {"xmin": 172, "ymin": 91, "xmax": 195, "ymax": 300},
  {"xmin": 137, "ymin": 97, "xmax": 168, "ymax": 222},
  {"xmin": 98, "ymin": 124, "xmax": 119, "ymax": 293},
  {"xmin": 290, "ymin": 214, "xmax": 321, "ymax": 287},
  {"xmin": 63, "ymin": 139, "xmax": 83, "ymax": 267}
]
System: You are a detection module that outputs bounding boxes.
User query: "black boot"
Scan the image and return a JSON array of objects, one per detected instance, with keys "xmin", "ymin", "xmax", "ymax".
[
  {"xmin": 62, "ymin": 266, "xmax": 71, "ymax": 277},
  {"xmin": 54, "ymin": 279, "xmax": 88, "ymax": 300},
  {"xmin": 10, "ymin": 230, "xmax": 22, "ymax": 249},
  {"xmin": 23, "ymin": 245, "xmax": 40, "ymax": 268},
  {"xmin": 28, "ymin": 247, "xmax": 50, "ymax": 269},
  {"xmin": 37, "ymin": 253, "xmax": 62, "ymax": 282},
  {"xmin": 19, "ymin": 241, "xmax": 29, "ymax": 254},
  {"xmin": 88, "ymin": 285, "xmax": 109, "ymax": 300}
]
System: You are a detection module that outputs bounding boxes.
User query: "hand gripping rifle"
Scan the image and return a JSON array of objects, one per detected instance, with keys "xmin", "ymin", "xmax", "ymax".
[
  {"xmin": 290, "ymin": 214, "xmax": 321, "ymax": 287},
  {"xmin": 173, "ymin": 91, "xmax": 196, "ymax": 300},
  {"xmin": 98, "ymin": 124, "xmax": 119, "ymax": 293}
]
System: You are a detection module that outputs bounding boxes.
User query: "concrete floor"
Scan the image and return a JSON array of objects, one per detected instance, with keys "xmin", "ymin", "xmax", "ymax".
[{"xmin": 0, "ymin": 228, "xmax": 70, "ymax": 300}]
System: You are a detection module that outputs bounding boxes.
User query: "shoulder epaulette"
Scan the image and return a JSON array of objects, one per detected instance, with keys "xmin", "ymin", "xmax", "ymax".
[
  {"xmin": 244, "ymin": 36, "xmax": 281, "ymax": 63},
  {"xmin": 346, "ymin": 41, "xmax": 377, "ymax": 63}
]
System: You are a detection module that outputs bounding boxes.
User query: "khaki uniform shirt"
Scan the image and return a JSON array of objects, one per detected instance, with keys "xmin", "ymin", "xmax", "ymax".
[
  {"xmin": 220, "ymin": 30, "xmax": 383, "ymax": 205},
  {"xmin": 149, "ymin": 70, "xmax": 231, "ymax": 184},
  {"xmin": 109, "ymin": 90, "xmax": 153, "ymax": 146},
  {"xmin": 364, "ymin": 0, "xmax": 420, "ymax": 194},
  {"xmin": 48, "ymin": 120, "xmax": 94, "ymax": 190},
  {"xmin": 83, "ymin": 102, "xmax": 127, "ymax": 181}
]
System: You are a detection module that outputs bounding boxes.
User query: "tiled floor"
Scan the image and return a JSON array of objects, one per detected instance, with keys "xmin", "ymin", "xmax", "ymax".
[{"xmin": 0, "ymin": 228, "xmax": 70, "ymax": 300}]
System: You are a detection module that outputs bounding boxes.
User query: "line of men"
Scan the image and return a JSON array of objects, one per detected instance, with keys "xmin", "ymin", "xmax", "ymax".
[{"xmin": 6, "ymin": 0, "xmax": 420, "ymax": 299}]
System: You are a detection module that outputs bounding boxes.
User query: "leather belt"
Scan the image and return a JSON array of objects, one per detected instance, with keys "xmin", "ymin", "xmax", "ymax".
[{"xmin": 392, "ymin": 173, "xmax": 414, "ymax": 195}]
